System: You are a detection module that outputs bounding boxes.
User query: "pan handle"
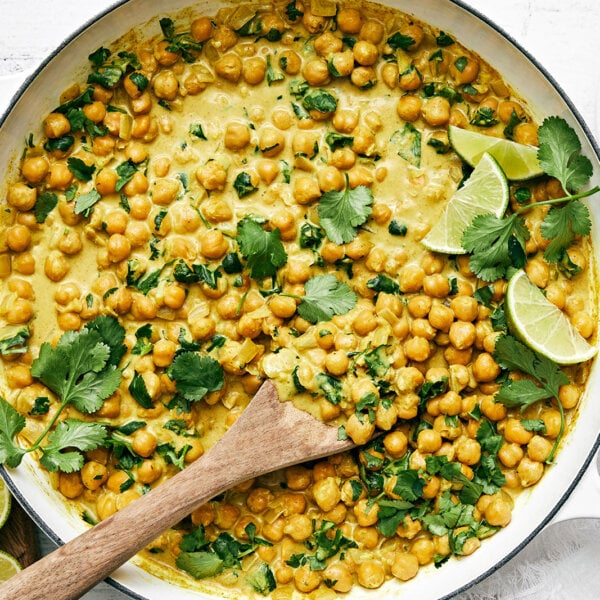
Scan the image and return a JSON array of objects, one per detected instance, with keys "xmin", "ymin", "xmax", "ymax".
[{"xmin": 548, "ymin": 449, "xmax": 600, "ymax": 525}]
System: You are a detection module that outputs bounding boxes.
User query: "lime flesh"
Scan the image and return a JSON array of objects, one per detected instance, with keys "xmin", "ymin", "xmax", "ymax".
[
  {"xmin": 449, "ymin": 125, "xmax": 544, "ymax": 181},
  {"xmin": 421, "ymin": 152, "xmax": 509, "ymax": 254},
  {"xmin": 506, "ymin": 270, "xmax": 597, "ymax": 364}
]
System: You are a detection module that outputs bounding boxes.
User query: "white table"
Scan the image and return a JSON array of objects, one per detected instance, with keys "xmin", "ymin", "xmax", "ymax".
[{"xmin": 1, "ymin": 1, "xmax": 600, "ymax": 599}]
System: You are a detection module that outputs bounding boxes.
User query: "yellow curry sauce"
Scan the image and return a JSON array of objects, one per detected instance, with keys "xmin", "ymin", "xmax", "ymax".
[{"xmin": 0, "ymin": 0, "xmax": 596, "ymax": 597}]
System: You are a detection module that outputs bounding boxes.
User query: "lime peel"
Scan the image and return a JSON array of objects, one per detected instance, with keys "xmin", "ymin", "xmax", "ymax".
[
  {"xmin": 0, "ymin": 550, "xmax": 21, "ymax": 583},
  {"xmin": 505, "ymin": 269, "xmax": 597, "ymax": 365},
  {"xmin": 0, "ymin": 477, "xmax": 11, "ymax": 531}
]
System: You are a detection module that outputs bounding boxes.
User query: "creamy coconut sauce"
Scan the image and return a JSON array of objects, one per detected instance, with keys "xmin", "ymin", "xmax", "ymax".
[{"xmin": 0, "ymin": 1, "xmax": 596, "ymax": 597}]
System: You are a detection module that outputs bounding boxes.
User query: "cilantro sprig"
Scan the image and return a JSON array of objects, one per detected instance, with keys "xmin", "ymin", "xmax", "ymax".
[
  {"xmin": 461, "ymin": 117, "xmax": 599, "ymax": 281},
  {"xmin": 0, "ymin": 316, "xmax": 125, "ymax": 471},
  {"xmin": 493, "ymin": 334, "xmax": 569, "ymax": 463}
]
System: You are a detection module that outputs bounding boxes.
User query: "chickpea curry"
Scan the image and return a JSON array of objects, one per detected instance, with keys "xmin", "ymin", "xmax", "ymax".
[{"xmin": 0, "ymin": 0, "xmax": 597, "ymax": 597}]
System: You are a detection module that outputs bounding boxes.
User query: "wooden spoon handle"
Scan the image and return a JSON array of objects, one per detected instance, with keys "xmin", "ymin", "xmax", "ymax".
[{"xmin": 0, "ymin": 382, "xmax": 352, "ymax": 600}]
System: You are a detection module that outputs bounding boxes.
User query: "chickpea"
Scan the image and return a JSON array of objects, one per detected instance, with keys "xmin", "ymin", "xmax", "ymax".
[
  {"xmin": 480, "ymin": 394, "xmax": 506, "ymax": 421},
  {"xmin": 285, "ymin": 466, "xmax": 311, "ymax": 491},
  {"xmin": 302, "ymin": 58, "xmax": 330, "ymax": 86},
  {"xmin": 514, "ymin": 122, "xmax": 539, "ymax": 146},
  {"xmin": 312, "ymin": 477, "xmax": 341, "ymax": 512},
  {"xmin": 196, "ymin": 161, "xmax": 227, "ymax": 191},
  {"xmin": 345, "ymin": 413, "xmax": 376, "ymax": 446},
  {"xmin": 313, "ymin": 32, "xmax": 343, "ymax": 57},
  {"xmin": 353, "ymin": 40, "xmax": 379, "ymax": 66},
  {"xmin": 44, "ymin": 112, "xmax": 71, "ymax": 138},
  {"xmin": 417, "ymin": 428, "xmax": 442, "ymax": 453},
  {"xmin": 130, "ymin": 91, "xmax": 152, "ymax": 115},
  {"xmin": 293, "ymin": 175, "xmax": 321, "ymax": 205},
  {"xmin": 43, "ymin": 252, "xmax": 68, "ymax": 282},
  {"xmin": 8, "ymin": 182, "xmax": 37, "ymax": 211},
  {"xmin": 498, "ymin": 443, "xmax": 524, "ymax": 469},
  {"xmin": 58, "ymin": 471, "xmax": 84, "ymax": 499},
  {"xmin": 189, "ymin": 16, "xmax": 214, "ymax": 42},
  {"xmin": 330, "ymin": 50, "xmax": 355, "ymax": 77},
  {"xmin": 448, "ymin": 321, "xmax": 476, "ymax": 350},
  {"xmin": 421, "ymin": 96, "xmax": 451, "ymax": 127},
  {"xmin": 392, "ymin": 552, "xmax": 419, "ymax": 581},
  {"xmin": 81, "ymin": 461, "xmax": 108, "ymax": 491},
  {"xmin": 138, "ymin": 459, "xmax": 163, "ymax": 485},
  {"xmin": 332, "ymin": 109, "xmax": 359, "ymax": 134},
  {"xmin": 259, "ymin": 127, "xmax": 285, "ymax": 157},
  {"xmin": 293, "ymin": 565, "xmax": 321, "ymax": 593},
  {"xmin": 353, "ymin": 498, "xmax": 379, "ymax": 527},
  {"xmin": 351, "ymin": 66, "xmax": 377, "ymax": 89},
  {"xmin": 527, "ymin": 435, "xmax": 553, "ymax": 463},
  {"xmin": 450, "ymin": 56, "xmax": 480, "ymax": 84},
  {"xmin": 6, "ymin": 225, "xmax": 31, "ymax": 252},
  {"xmin": 224, "ymin": 121, "xmax": 251, "ymax": 151},
  {"xmin": 338, "ymin": 8, "xmax": 363, "ymax": 34},
  {"xmin": 324, "ymin": 350, "xmax": 349, "ymax": 376},
  {"xmin": 517, "ymin": 457, "xmax": 544, "ymax": 487},
  {"xmin": 21, "ymin": 155, "xmax": 49, "ymax": 184},
  {"xmin": 360, "ymin": 19, "xmax": 385, "ymax": 44},
  {"xmin": 504, "ymin": 418, "xmax": 534, "ymax": 445},
  {"xmin": 214, "ymin": 503, "xmax": 240, "ymax": 529},
  {"xmin": 456, "ymin": 437, "xmax": 482, "ymax": 465},
  {"xmin": 317, "ymin": 165, "xmax": 345, "ymax": 192},
  {"xmin": 242, "ymin": 57, "xmax": 266, "ymax": 85},
  {"xmin": 525, "ymin": 258, "xmax": 550, "ymax": 289},
  {"xmin": 215, "ymin": 53, "xmax": 243, "ymax": 82},
  {"xmin": 122, "ymin": 171, "xmax": 148, "ymax": 196},
  {"xmin": 323, "ymin": 563, "xmax": 353, "ymax": 593},
  {"xmin": 472, "ymin": 352, "xmax": 500, "ymax": 382},
  {"xmin": 278, "ymin": 50, "xmax": 301, "ymax": 75},
  {"xmin": 284, "ymin": 514, "xmax": 313, "ymax": 542},
  {"xmin": 357, "ymin": 560, "xmax": 385, "ymax": 589},
  {"xmin": 397, "ymin": 95, "xmax": 422, "ymax": 122},
  {"xmin": 131, "ymin": 293, "xmax": 158, "ymax": 320},
  {"xmin": 399, "ymin": 67, "xmax": 422, "ymax": 91},
  {"xmin": 154, "ymin": 40, "xmax": 178, "ymax": 66},
  {"xmin": 184, "ymin": 438, "xmax": 205, "ymax": 463}
]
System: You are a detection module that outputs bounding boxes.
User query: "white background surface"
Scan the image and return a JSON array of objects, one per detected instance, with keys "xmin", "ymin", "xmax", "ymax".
[{"xmin": 1, "ymin": 1, "xmax": 600, "ymax": 599}]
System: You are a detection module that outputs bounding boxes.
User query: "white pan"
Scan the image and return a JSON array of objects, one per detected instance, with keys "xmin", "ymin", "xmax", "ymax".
[{"xmin": 1, "ymin": 1, "xmax": 599, "ymax": 599}]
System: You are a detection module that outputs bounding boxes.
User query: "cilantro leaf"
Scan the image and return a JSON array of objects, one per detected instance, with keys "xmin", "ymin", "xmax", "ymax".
[
  {"xmin": 537, "ymin": 116, "xmax": 593, "ymax": 194},
  {"xmin": 0, "ymin": 398, "xmax": 27, "ymax": 468},
  {"xmin": 318, "ymin": 184, "xmax": 373, "ymax": 244},
  {"xmin": 0, "ymin": 327, "xmax": 30, "ymax": 356},
  {"xmin": 34, "ymin": 192, "xmax": 58, "ymax": 223},
  {"xmin": 237, "ymin": 218, "xmax": 288, "ymax": 279},
  {"xmin": 128, "ymin": 372, "xmax": 154, "ymax": 409},
  {"xmin": 176, "ymin": 552, "xmax": 224, "ymax": 579},
  {"xmin": 295, "ymin": 275, "xmax": 357, "ymax": 323},
  {"xmin": 169, "ymin": 352, "xmax": 224, "ymax": 402},
  {"xmin": 40, "ymin": 420, "xmax": 107, "ymax": 473},
  {"xmin": 159, "ymin": 17, "xmax": 204, "ymax": 63},
  {"xmin": 316, "ymin": 372, "xmax": 343, "ymax": 405},
  {"xmin": 74, "ymin": 189, "xmax": 102, "ymax": 218},
  {"xmin": 462, "ymin": 213, "xmax": 529, "ymax": 281},
  {"xmin": 173, "ymin": 260, "xmax": 221, "ymax": 289},
  {"xmin": 233, "ymin": 172, "xmax": 258, "ymax": 198},
  {"xmin": 247, "ymin": 563, "xmax": 276, "ymax": 595},
  {"xmin": 376, "ymin": 499, "xmax": 414, "ymax": 537},
  {"xmin": 67, "ymin": 157, "xmax": 96, "ymax": 182},
  {"xmin": 541, "ymin": 200, "xmax": 591, "ymax": 263}
]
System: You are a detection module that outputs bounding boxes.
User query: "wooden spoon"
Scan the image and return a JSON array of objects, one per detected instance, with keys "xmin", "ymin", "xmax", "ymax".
[{"xmin": 0, "ymin": 381, "xmax": 355, "ymax": 600}]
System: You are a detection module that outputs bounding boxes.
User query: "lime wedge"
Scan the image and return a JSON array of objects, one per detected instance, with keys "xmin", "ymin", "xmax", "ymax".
[
  {"xmin": 421, "ymin": 152, "xmax": 508, "ymax": 254},
  {"xmin": 0, "ymin": 550, "xmax": 21, "ymax": 582},
  {"xmin": 449, "ymin": 125, "xmax": 544, "ymax": 181},
  {"xmin": 0, "ymin": 477, "xmax": 11, "ymax": 530},
  {"xmin": 506, "ymin": 269, "xmax": 597, "ymax": 364}
]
